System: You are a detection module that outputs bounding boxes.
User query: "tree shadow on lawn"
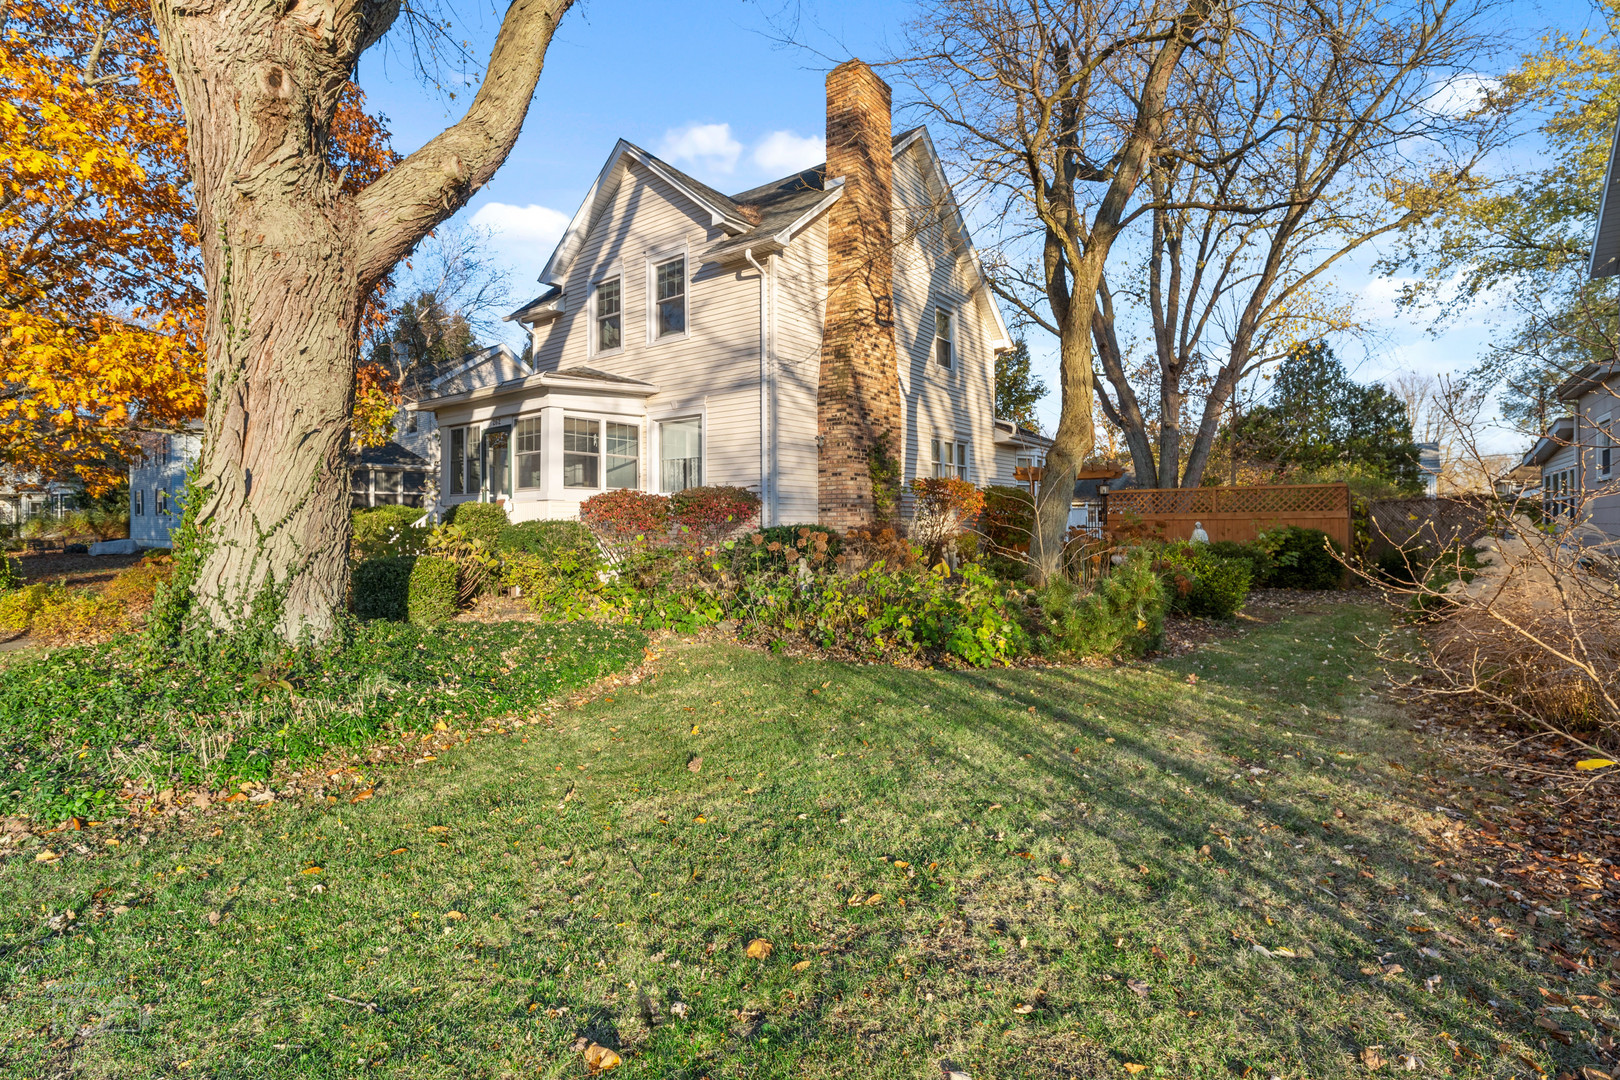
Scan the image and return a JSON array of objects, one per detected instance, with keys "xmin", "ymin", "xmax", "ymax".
[{"xmin": 0, "ymin": 605, "xmax": 1602, "ymax": 1079}]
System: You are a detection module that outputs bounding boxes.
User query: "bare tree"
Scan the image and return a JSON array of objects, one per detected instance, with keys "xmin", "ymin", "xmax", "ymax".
[
  {"xmin": 895, "ymin": 0, "xmax": 1221, "ymax": 582},
  {"xmin": 150, "ymin": 0, "xmax": 575, "ymax": 644},
  {"xmin": 1391, "ymin": 372, "xmax": 1493, "ymax": 493},
  {"xmin": 1087, "ymin": 0, "xmax": 1506, "ymax": 490}
]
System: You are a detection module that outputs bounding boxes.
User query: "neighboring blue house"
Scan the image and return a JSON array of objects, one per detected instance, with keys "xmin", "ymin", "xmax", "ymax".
[{"xmin": 129, "ymin": 429, "xmax": 201, "ymax": 548}]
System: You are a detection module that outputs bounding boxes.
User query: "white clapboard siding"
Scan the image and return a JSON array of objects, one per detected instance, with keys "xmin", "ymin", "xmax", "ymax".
[
  {"xmin": 530, "ymin": 157, "xmax": 764, "ymax": 495},
  {"xmin": 772, "ymin": 215, "xmax": 828, "ymax": 525},
  {"xmin": 890, "ymin": 140, "xmax": 1000, "ymax": 507}
]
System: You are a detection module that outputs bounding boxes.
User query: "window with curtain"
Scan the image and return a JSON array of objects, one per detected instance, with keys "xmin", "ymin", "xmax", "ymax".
[
  {"xmin": 655, "ymin": 257, "xmax": 686, "ymax": 338},
  {"xmin": 660, "ymin": 417, "xmax": 701, "ymax": 492},
  {"xmin": 605, "ymin": 422, "xmax": 638, "ymax": 489},
  {"xmin": 448, "ymin": 427, "xmax": 466, "ymax": 495},
  {"xmin": 563, "ymin": 417, "xmax": 600, "ymax": 488},
  {"xmin": 596, "ymin": 277, "xmax": 622, "ymax": 353},
  {"xmin": 515, "ymin": 416, "xmax": 543, "ymax": 489}
]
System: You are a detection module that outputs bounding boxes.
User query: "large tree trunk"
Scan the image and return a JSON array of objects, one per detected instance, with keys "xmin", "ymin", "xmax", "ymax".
[{"xmin": 151, "ymin": 0, "xmax": 573, "ymax": 643}]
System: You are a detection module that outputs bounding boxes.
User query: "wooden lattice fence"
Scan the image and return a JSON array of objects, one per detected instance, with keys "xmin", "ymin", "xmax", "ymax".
[
  {"xmin": 1105, "ymin": 483, "xmax": 1352, "ymax": 549},
  {"xmin": 1365, "ymin": 496, "xmax": 1498, "ymax": 557}
]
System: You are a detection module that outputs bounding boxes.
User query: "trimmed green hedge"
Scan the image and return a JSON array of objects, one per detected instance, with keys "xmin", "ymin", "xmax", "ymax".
[
  {"xmin": 1156, "ymin": 544, "xmax": 1253, "ymax": 620},
  {"xmin": 446, "ymin": 502, "xmax": 509, "ymax": 552},
  {"xmin": 497, "ymin": 519, "xmax": 597, "ymax": 559},
  {"xmin": 352, "ymin": 556, "xmax": 414, "ymax": 621},
  {"xmin": 408, "ymin": 555, "xmax": 459, "ymax": 626},
  {"xmin": 1259, "ymin": 526, "xmax": 1342, "ymax": 590},
  {"xmin": 352, "ymin": 505, "xmax": 428, "ymax": 562}
]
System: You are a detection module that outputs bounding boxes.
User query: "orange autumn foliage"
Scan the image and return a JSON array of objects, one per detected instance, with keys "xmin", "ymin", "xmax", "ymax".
[
  {"xmin": 0, "ymin": 1, "xmax": 398, "ymax": 492},
  {"xmin": 352, "ymin": 362, "xmax": 403, "ymax": 450}
]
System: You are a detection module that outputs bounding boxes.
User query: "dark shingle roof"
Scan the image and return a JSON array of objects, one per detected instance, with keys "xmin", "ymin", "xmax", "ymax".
[
  {"xmin": 712, "ymin": 129, "xmax": 926, "ymax": 257},
  {"xmin": 353, "ymin": 442, "xmax": 429, "ymax": 468}
]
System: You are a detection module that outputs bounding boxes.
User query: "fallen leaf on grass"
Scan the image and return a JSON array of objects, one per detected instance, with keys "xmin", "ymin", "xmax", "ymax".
[
  {"xmin": 1124, "ymin": 1064, "xmax": 1147, "ymax": 1075},
  {"xmin": 223, "ymin": 792, "xmax": 247, "ymax": 803},
  {"xmin": 791, "ymin": 960, "xmax": 811, "ymax": 972},
  {"xmin": 1533, "ymin": 1015, "xmax": 1572, "ymax": 1044},
  {"xmin": 745, "ymin": 939, "xmax": 773, "ymax": 959},
  {"xmin": 34, "ymin": 849, "xmax": 59, "ymax": 863},
  {"xmin": 444, "ymin": 910, "xmax": 465, "ymax": 921},
  {"xmin": 1360, "ymin": 1046, "xmax": 1386, "ymax": 1070},
  {"xmin": 1127, "ymin": 978, "xmax": 1151, "ymax": 998},
  {"xmin": 300, "ymin": 866, "xmax": 323, "ymax": 875},
  {"xmin": 1406, "ymin": 925, "xmax": 1432, "ymax": 934},
  {"xmin": 349, "ymin": 788, "xmax": 374, "ymax": 804},
  {"xmin": 1012, "ymin": 1003, "xmax": 1034, "ymax": 1014},
  {"xmin": 583, "ymin": 1043, "xmax": 621, "ymax": 1072},
  {"xmin": 426, "ymin": 825, "xmax": 449, "ymax": 834},
  {"xmin": 687, "ymin": 756, "xmax": 703, "ymax": 774}
]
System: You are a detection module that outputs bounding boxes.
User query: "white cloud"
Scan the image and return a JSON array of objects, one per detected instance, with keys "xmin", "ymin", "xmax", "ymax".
[
  {"xmin": 657, "ymin": 122, "xmax": 742, "ymax": 174},
  {"xmin": 468, "ymin": 202, "xmax": 570, "ymax": 250},
  {"xmin": 752, "ymin": 130, "xmax": 826, "ymax": 174},
  {"xmin": 1424, "ymin": 73, "xmax": 1497, "ymax": 117}
]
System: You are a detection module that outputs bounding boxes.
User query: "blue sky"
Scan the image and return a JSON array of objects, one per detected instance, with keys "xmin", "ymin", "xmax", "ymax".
[{"xmin": 358, "ymin": 0, "xmax": 1605, "ymax": 455}]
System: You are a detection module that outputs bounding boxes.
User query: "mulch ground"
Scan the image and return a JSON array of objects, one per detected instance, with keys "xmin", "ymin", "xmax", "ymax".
[
  {"xmin": 1405, "ymin": 698, "xmax": 1620, "ymax": 970},
  {"xmin": 10, "ymin": 550, "xmax": 145, "ymax": 590}
]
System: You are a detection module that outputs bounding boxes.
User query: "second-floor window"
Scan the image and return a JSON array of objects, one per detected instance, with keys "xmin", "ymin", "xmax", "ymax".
[
  {"xmin": 934, "ymin": 308, "xmax": 954, "ymax": 369},
  {"xmin": 1600, "ymin": 413, "xmax": 1613, "ymax": 476},
  {"xmin": 933, "ymin": 438, "xmax": 967, "ymax": 480},
  {"xmin": 655, "ymin": 257, "xmax": 686, "ymax": 338},
  {"xmin": 596, "ymin": 277, "xmax": 622, "ymax": 353},
  {"xmin": 133, "ymin": 489, "xmax": 144, "ymax": 516}
]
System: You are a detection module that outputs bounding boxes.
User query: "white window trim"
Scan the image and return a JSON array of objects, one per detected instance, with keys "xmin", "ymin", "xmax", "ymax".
[
  {"xmin": 589, "ymin": 268, "xmax": 625, "ymax": 359},
  {"xmin": 1599, "ymin": 411, "xmax": 1614, "ymax": 477},
  {"xmin": 562, "ymin": 414, "xmax": 605, "ymax": 491},
  {"xmin": 654, "ymin": 412, "xmax": 705, "ymax": 493},
  {"xmin": 932, "ymin": 435, "xmax": 970, "ymax": 481},
  {"xmin": 645, "ymin": 243, "xmax": 691, "ymax": 346}
]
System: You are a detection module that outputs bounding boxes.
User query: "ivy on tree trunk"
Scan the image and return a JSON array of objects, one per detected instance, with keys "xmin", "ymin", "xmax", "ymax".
[{"xmin": 150, "ymin": 0, "xmax": 575, "ymax": 644}]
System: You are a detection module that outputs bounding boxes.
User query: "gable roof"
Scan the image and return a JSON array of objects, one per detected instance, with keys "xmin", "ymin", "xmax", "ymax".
[
  {"xmin": 1555, "ymin": 361, "xmax": 1620, "ymax": 402},
  {"xmin": 1523, "ymin": 415, "xmax": 1575, "ymax": 467},
  {"xmin": 516, "ymin": 126, "xmax": 1011, "ymax": 350}
]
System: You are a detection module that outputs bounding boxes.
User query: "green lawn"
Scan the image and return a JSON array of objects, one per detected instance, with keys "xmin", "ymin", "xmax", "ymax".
[{"xmin": 0, "ymin": 601, "xmax": 1604, "ymax": 1078}]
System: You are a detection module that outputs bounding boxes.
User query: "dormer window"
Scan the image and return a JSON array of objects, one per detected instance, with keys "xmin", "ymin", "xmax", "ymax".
[
  {"xmin": 595, "ymin": 277, "xmax": 622, "ymax": 353},
  {"xmin": 934, "ymin": 308, "xmax": 954, "ymax": 369},
  {"xmin": 655, "ymin": 257, "xmax": 686, "ymax": 338}
]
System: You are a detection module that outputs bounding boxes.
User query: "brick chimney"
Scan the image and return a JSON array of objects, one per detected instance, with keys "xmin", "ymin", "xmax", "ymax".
[{"xmin": 818, "ymin": 59, "xmax": 903, "ymax": 530}]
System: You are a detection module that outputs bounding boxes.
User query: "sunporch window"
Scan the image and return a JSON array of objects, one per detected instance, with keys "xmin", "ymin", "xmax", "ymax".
[
  {"xmin": 660, "ymin": 417, "xmax": 701, "ymax": 492},
  {"xmin": 516, "ymin": 416, "xmax": 543, "ymax": 489},
  {"xmin": 564, "ymin": 417, "xmax": 600, "ymax": 488},
  {"xmin": 606, "ymin": 421, "xmax": 639, "ymax": 489}
]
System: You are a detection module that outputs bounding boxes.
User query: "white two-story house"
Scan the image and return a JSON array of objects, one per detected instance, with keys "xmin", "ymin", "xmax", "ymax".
[
  {"xmin": 1522, "ymin": 361, "xmax": 1620, "ymax": 541},
  {"xmin": 409, "ymin": 60, "xmax": 1040, "ymax": 529}
]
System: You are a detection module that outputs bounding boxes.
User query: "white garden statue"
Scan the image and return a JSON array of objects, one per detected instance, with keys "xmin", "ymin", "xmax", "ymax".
[{"xmin": 1191, "ymin": 521, "xmax": 1210, "ymax": 543}]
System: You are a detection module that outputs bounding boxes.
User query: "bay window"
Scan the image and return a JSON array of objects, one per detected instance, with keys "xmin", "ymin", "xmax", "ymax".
[
  {"xmin": 660, "ymin": 417, "xmax": 702, "ymax": 492},
  {"xmin": 563, "ymin": 417, "xmax": 600, "ymax": 488}
]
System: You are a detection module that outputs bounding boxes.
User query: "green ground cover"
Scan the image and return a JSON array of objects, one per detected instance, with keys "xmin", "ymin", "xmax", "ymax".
[{"xmin": 0, "ymin": 602, "xmax": 1604, "ymax": 1078}]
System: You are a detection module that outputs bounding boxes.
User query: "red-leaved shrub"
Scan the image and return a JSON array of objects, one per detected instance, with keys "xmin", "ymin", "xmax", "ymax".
[
  {"xmin": 580, "ymin": 490, "xmax": 671, "ymax": 552},
  {"xmin": 910, "ymin": 477, "xmax": 986, "ymax": 565},
  {"xmin": 670, "ymin": 486, "xmax": 760, "ymax": 543}
]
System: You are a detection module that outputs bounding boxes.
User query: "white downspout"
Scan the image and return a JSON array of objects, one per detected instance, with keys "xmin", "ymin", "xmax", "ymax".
[{"xmin": 745, "ymin": 248, "xmax": 774, "ymax": 526}]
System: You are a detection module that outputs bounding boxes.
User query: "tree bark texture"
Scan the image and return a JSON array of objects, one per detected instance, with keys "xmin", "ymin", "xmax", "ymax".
[{"xmin": 151, "ymin": 0, "xmax": 573, "ymax": 641}]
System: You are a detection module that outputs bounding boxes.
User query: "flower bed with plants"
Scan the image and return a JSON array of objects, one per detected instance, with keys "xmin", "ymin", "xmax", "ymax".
[{"xmin": 349, "ymin": 484, "xmax": 1186, "ymax": 669}]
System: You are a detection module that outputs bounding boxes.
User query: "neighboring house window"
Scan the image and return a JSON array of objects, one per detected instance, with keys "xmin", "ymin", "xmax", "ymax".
[
  {"xmin": 595, "ymin": 277, "xmax": 622, "ymax": 353},
  {"xmin": 605, "ymin": 421, "xmax": 638, "ymax": 489},
  {"xmin": 407, "ymin": 412, "xmax": 418, "ymax": 434},
  {"xmin": 1600, "ymin": 413, "xmax": 1613, "ymax": 476},
  {"xmin": 654, "ymin": 257, "xmax": 686, "ymax": 338},
  {"xmin": 934, "ymin": 308, "xmax": 954, "ymax": 369},
  {"xmin": 563, "ymin": 416, "xmax": 600, "ymax": 488},
  {"xmin": 660, "ymin": 418, "xmax": 702, "ymax": 492},
  {"xmin": 515, "ymin": 416, "xmax": 543, "ymax": 489},
  {"xmin": 933, "ymin": 438, "xmax": 967, "ymax": 480},
  {"xmin": 156, "ymin": 488, "xmax": 169, "ymax": 515},
  {"xmin": 133, "ymin": 489, "xmax": 143, "ymax": 516},
  {"xmin": 1015, "ymin": 454, "xmax": 1043, "ymax": 472}
]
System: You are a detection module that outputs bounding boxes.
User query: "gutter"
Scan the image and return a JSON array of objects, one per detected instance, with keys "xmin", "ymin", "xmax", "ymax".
[{"xmin": 745, "ymin": 247, "xmax": 776, "ymax": 527}]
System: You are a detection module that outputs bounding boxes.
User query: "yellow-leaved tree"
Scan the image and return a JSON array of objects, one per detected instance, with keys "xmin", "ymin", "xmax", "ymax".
[{"xmin": 0, "ymin": 1, "xmax": 398, "ymax": 492}]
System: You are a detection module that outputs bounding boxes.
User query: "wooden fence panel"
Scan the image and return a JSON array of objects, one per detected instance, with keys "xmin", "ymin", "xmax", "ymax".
[
  {"xmin": 1367, "ymin": 496, "xmax": 1496, "ymax": 556},
  {"xmin": 1105, "ymin": 483, "xmax": 1352, "ymax": 549}
]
